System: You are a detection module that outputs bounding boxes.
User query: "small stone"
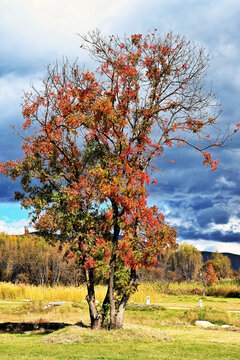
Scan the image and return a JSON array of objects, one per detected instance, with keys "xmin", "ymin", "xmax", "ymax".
[
  {"xmin": 49, "ymin": 302, "xmax": 66, "ymax": 306},
  {"xmin": 195, "ymin": 320, "xmax": 216, "ymax": 328},
  {"xmin": 221, "ymin": 324, "xmax": 232, "ymax": 328}
]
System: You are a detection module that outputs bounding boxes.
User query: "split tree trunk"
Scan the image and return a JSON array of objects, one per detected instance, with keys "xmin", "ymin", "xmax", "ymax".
[{"xmin": 84, "ymin": 201, "xmax": 139, "ymax": 330}]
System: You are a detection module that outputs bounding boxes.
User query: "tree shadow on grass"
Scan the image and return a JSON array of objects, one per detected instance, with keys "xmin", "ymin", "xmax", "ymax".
[{"xmin": 0, "ymin": 321, "xmax": 89, "ymax": 334}]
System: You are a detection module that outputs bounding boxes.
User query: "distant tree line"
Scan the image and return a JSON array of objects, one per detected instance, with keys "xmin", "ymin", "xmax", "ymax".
[
  {"xmin": 0, "ymin": 234, "xmax": 238, "ymax": 286},
  {"xmin": 139, "ymin": 243, "xmax": 239, "ymax": 283},
  {"xmin": 0, "ymin": 233, "xmax": 82, "ymax": 285}
]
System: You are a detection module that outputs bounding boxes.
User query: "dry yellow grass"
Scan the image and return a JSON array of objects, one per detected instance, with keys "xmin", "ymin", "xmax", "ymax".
[
  {"xmin": 0, "ymin": 282, "xmax": 163, "ymax": 303},
  {"xmin": 0, "ymin": 282, "xmax": 87, "ymax": 301},
  {"xmin": 130, "ymin": 283, "xmax": 162, "ymax": 303},
  {"xmin": 0, "ymin": 281, "xmax": 239, "ymax": 310}
]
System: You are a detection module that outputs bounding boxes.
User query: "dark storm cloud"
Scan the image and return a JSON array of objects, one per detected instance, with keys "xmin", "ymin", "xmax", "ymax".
[
  {"xmin": 232, "ymin": 187, "xmax": 240, "ymax": 196},
  {"xmin": 196, "ymin": 208, "xmax": 230, "ymax": 227},
  {"xmin": 148, "ymin": 143, "xmax": 239, "ymax": 251},
  {"xmin": 0, "ymin": 124, "xmax": 22, "ymax": 162},
  {"xmin": 179, "ymin": 226, "xmax": 240, "ymax": 244},
  {"xmin": 0, "ymin": 178, "xmax": 19, "ymax": 202},
  {"xmin": 189, "ymin": 197, "xmax": 213, "ymax": 211}
]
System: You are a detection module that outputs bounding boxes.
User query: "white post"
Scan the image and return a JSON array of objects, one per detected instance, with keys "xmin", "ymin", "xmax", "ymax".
[
  {"xmin": 199, "ymin": 299, "xmax": 203, "ymax": 308},
  {"xmin": 146, "ymin": 296, "xmax": 150, "ymax": 305}
]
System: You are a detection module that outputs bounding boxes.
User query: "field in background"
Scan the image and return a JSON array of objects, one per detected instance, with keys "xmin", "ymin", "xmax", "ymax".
[
  {"xmin": 0, "ymin": 280, "xmax": 239, "ymax": 302},
  {"xmin": 0, "ymin": 281, "xmax": 239, "ymax": 359}
]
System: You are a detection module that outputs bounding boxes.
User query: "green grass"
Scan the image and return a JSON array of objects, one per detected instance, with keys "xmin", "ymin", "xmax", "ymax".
[
  {"xmin": 0, "ymin": 282, "xmax": 239, "ymax": 359},
  {"xmin": 0, "ymin": 325, "xmax": 239, "ymax": 359}
]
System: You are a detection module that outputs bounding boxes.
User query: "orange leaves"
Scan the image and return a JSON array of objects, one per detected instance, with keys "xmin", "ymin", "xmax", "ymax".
[
  {"xmin": 204, "ymin": 263, "xmax": 218, "ymax": 286},
  {"xmin": 0, "ymin": 159, "xmax": 21, "ymax": 177},
  {"xmin": 131, "ymin": 34, "xmax": 142, "ymax": 46},
  {"xmin": 116, "ymin": 204, "xmax": 177, "ymax": 269},
  {"xmin": 171, "ymin": 122, "xmax": 178, "ymax": 132},
  {"xmin": 22, "ymin": 101, "xmax": 40, "ymax": 129},
  {"xmin": 84, "ymin": 257, "xmax": 97, "ymax": 270},
  {"xmin": 202, "ymin": 152, "xmax": 220, "ymax": 172},
  {"xmin": 186, "ymin": 118, "xmax": 204, "ymax": 132}
]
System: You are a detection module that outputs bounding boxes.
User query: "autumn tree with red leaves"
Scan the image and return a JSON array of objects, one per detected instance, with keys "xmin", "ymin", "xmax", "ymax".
[
  {"xmin": 0, "ymin": 30, "xmax": 237, "ymax": 329},
  {"xmin": 204, "ymin": 263, "xmax": 218, "ymax": 286}
]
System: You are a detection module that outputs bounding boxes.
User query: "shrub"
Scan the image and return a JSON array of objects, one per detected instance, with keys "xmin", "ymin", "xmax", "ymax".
[{"xmin": 183, "ymin": 307, "xmax": 231, "ymax": 326}]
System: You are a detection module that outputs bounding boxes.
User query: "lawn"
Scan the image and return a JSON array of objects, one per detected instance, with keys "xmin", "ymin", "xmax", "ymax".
[
  {"xmin": 0, "ymin": 324, "xmax": 239, "ymax": 360},
  {"xmin": 0, "ymin": 283, "xmax": 239, "ymax": 359}
]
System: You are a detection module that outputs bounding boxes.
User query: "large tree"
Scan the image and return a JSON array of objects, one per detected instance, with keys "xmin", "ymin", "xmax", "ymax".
[
  {"xmin": 166, "ymin": 243, "xmax": 203, "ymax": 281},
  {"xmin": 207, "ymin": 252, "xmax": 232, "ymax": 279},
  {"xmin": 1, "ymin": 30, "xmax": 236, "ymax": 329}
]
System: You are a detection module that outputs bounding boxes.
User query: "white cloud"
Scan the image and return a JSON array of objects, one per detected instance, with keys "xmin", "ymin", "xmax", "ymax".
[
  {"xmin": 217, "ymin": 176, "xmax": 235, "ymax": 188},
  {"xmin": 0, "ymin": 219, "xmax": 33, "ymax": 235},
  {"xmin": 0, "ymin": 73, "xmax": 34, "ymax": 122},
  {"xmin": 0, "ymin": 0, "xmax": 139, "ymax": 61},
  {"xmin": 182, "ymin": 239, "xmax": 240, "ymax": 255},
  {"xmin": 167, "ymin": 216, "xmax": 192, "ymax": 229},
  {"xmin": 205, "ymin": 0, "xmax": 240, "ymax": 24},
  {"xmin": 210, "ymin": 215, "xmax": 240, "ymax": 233},
  {"xmin": 0, "ymin": 0, "xmax": 140, "ymax": 129}
]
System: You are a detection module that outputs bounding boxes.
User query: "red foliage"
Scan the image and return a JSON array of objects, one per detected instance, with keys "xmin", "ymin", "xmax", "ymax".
[{"xmin": 204, "ymin": 263, "xmax": 218, "ymax": 286}]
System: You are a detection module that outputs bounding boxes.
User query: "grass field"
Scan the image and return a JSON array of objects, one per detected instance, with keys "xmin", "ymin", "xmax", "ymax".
[
  {"xmin": 0, "ymin": 282, "xmax": 239, "ymax": 359},
  {"xmin": 0, "ymin": 325, "xmax": 239, "ymax": 360}
]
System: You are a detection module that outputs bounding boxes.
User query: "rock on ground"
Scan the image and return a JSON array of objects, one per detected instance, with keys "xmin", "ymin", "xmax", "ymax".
[{"xmin": 195, "ymin": 320, "xmax": 216, "ymax": 328}]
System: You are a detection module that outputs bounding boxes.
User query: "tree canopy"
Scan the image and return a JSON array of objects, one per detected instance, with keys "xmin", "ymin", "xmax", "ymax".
[
  {"xmin": 0, "ymin": 30, "xmax": 236, "ymax": 329},
  {"xmin": 208, "ymin": 252, "xmax": 232, "ymax": 279},
  {"xmin": 165, "ymin": 243, "xmax": 203, "ymax": 281}
]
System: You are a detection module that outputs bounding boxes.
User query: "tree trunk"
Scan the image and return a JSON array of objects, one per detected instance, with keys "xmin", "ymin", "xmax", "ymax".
[
  {"xmin": 110, "ymin": 268, "xmax": 138, "ymax": 330},
  {"xmin": 85, "ymin": 269, "xmax": 102, "ymax": 329},
  {"xmin": 108, "ymin": 219, "xmax": 139, "ymax": 330},
  {"xmin": 110, "ymin": 303, "xmax": 126, "ymax": 329},
  {"xmin": 100, "ymin": 284, "xmax": 110, "ymax": 328},
  {"xmin": 109, "ymin": 267, "xmax": 116, "ymax": 328},
  {"xmin": 108, "ymin": 199, "xmax": 120, "ymax": 329},
  {"xmin": 87, "ymin": 296, "xmax": 102, "ymax": 329}
]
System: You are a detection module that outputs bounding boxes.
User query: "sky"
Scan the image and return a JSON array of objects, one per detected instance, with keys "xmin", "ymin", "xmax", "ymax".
[{"xmin": 0, "ymin": 0, "xmax": 239, "ymax": 254}]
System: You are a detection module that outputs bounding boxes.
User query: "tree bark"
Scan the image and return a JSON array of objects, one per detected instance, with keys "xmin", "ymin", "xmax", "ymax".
[
  {"xmin": 109, "ymin": 219, "xmax": 139, "ymax": 329},
  {"xmin": 85, "ymin": 269, "xmax": 102, "ymax": 329},
  {"xmin": 110, "ymin": 303, "xmax": 125, "ymax": 329},
  {"xmin": 108, "ymin": 200, "xmax": 120, "ymax": 329},
  {"xmin": 110, "ymin": 268, "xmax": 138, "ymax": 330}
]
